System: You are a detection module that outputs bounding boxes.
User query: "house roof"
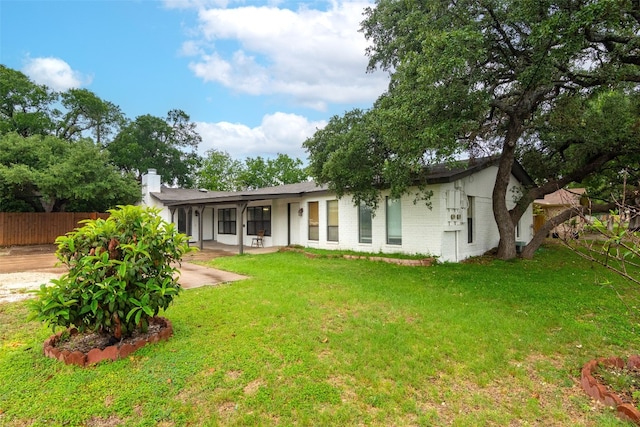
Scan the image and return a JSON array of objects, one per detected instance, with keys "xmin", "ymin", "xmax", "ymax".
[
  {"xmin": 153, "ymin": 156, "xmax": 534, "ymax": 207},
  {"xmin": 153, "ymin": 181, "xmax": 329, "ymax": 207},
  {"xmin": 422, "ymin": 156, "xmax": 534, "ymax": 185},
  {"xmin": 534, "ymin": 188, "xmax": 587, "ymax": 207}
]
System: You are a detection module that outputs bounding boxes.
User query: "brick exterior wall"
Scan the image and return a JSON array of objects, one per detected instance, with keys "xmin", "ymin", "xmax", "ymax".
[{"xmin": 142, "ymin": 165, "xmax": 533, "ymax": 262}]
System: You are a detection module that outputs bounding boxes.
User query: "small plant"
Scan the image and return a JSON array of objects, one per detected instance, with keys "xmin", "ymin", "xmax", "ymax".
[{"xmin": 29, "ymin": 205, "xmax": 194, "ymax": 340}]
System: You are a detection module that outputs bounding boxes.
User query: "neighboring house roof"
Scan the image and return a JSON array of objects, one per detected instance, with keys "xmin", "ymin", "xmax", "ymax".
[
  {"xmin": 152, "ymin": 156, "xmax": 534, "ymax": 207},
  {"xmin": 534, "ymin": 188, "xmax": 586, "ymax": 207}
]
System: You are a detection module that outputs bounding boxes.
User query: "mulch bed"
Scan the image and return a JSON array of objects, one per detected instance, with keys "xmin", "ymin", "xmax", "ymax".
[
  {"xmin": 592, "ymin": 363, "xmax": 640, "ymax": 407},
  {"xmin": 55, "ymin": 322, "xmax": 164, "ymax": 353}
]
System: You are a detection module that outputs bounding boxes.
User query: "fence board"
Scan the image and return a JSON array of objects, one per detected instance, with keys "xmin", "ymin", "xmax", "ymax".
[{"xmin": 0, "ymin": 212, "xmax": 109, "ymax": 246}]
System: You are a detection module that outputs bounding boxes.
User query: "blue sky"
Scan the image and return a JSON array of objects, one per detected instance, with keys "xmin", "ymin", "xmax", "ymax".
[{"xmin": 0, "ymin": 0, "xmax": 389, "ymax": 160}]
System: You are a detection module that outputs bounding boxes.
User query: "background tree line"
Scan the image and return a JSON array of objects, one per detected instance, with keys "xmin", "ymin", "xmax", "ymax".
[{"xmin": 0, "ymin": 65, "xmax": 308, "ymax": 212}]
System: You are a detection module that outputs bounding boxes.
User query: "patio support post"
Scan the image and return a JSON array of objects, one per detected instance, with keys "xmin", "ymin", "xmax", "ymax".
[
  {"xmin": 237, "ymin": 202, "xmax": 248, "ymax": 254},
  {"xmin": 196, "ymin": 205, "xmax": 205, "ymax": 250}
]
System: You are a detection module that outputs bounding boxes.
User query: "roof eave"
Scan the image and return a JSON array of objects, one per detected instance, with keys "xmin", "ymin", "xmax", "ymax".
[{"xmin": 162, "ymin": 187, "xmax": 330, "ymax": 207}]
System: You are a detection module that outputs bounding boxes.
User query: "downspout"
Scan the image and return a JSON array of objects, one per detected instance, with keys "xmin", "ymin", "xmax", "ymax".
[{"xmin": 287, "ymin": 203, "xmax": 291, "ymax": 246}]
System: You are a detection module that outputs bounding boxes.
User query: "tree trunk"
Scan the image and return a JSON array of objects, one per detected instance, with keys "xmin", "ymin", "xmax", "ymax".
[
  {"xmin": 521, "ymin": 225, "xmax": 548, "ymax": 259},
  {"xmin": 522, "ymin": 203, "xmax": 614, "ymax": 258},
  {"xmin": 493, "ymin": 130, "xmax": 519, "ymax": 260},
  {"xmin": 521, "ymin": 208, "xmax": 579, "ymax": 259}
]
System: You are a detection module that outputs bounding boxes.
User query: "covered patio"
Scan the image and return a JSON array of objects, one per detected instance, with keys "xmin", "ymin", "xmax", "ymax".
[{"xmin": 182, "ymin": 240, "xmax": 282, "ymax": 260}]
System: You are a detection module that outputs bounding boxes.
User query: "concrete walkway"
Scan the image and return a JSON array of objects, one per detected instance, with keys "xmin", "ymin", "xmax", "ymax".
[
  {"xmin": 176, "ymin": 262, "xmax": 247, "ymax": 289},
  {"xmin": 0, "ymin": 242, "xmax": 281, "ymax": 288}
]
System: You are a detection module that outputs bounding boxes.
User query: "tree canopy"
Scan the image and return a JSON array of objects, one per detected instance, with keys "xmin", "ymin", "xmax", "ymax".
[
  {"xmin": 305, "ymin": 0, "xmax": 640, "ymax": 260},
  {"xmin": 56, "ymin": 88, "xmax": 125, "ymax": 145},
  {"xmin": 107, "ymin": 110, "xmax": 201, "ymax": 188},
  {"xmin": 0, "ymin": 133, "xmax": 140, "ymax": 212},
  {"xmin": 0, "ymin": 67, "xmax": 141, "ymax": 212},
  {"xmin": 238, "ymin": 154, "xmax": 309, "ymax": 190},
  {"xmin": 196, "ymin": 149, "xmax": 244, "ymax": 191},
  {"xmin": 196, "ymin": 151, "xmax": 309, "ymax": 191},
  {"xmin": 0, "ymin": 65, "xmax": 57, "ymax": 137}
]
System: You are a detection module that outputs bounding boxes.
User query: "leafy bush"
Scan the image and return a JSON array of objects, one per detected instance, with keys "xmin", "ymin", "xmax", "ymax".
[{"xmin": 29, "ymin": 205, "xmax": 194, "ymax": 339}]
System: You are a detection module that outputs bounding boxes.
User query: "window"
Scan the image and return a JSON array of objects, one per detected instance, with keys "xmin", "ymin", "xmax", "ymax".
[
  {"xmin": 359, "ymin": 204, "xmax": 372, "ymax": 244},
  {"xmin": 177, "ymin": 208, "xmax": 187, "ymax": 234},
  {"xmin": 327, "ymin": 200, "xmax": 339, "ymax": 241},
  {"xmin": 467, "ymin": 196, "xmax": 474, "ymax": 243},
  {"xmin": 247, "ymin": 206, "xmax": 271, "ymax": 236},
  {"xmin": 308, "ymin": 201, "xmax": 319, "ymax": 241},
  {"xmin": 386, "ymin": 197, "xmax": 402, "ymax": 245},
  {"xmin": 218, "ymin": 208, "xmax": 236, "ymax": 235}
]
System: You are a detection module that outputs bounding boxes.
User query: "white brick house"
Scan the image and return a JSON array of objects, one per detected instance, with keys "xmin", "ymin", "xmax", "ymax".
[{"xmin": 140, "ymin": 157, "xmax": 534, "ymax": 262}]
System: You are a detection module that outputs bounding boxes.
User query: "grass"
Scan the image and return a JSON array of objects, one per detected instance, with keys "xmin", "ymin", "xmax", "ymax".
[
  {"xmin": 1, "ymin": 241, "xmax": 639, "ymax": 426},
  {"xmin": 292, "ymin": 246, "xmax": 436, "ymax": 260}
]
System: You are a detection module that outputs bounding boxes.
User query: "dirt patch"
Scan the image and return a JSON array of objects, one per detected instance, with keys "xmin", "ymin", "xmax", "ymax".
[
  {"xmin": 182, "ymin": 248, "xmax": 234, "ymax": 262},
  {"xmin": 217, "ymin": 401, "xmax": 237, "ymax": 416},
  {"xmin": 85, "ymin": 415, "xmax": 124, "ymax": 427},
  {"xmin": 243, "ymin": 379, "xmax": 264, "ymax": 395}
]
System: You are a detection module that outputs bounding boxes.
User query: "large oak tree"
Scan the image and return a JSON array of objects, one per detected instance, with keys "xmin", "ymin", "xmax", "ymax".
[{"xmin": 305, "ymin": 0, "xmax": 640, "ymax": 260}]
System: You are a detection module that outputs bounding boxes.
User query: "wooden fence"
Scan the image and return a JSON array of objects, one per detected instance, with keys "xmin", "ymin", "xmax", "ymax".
[{"xmin": 0, "ymin": 212, "xmax": 109, "ymax": 246}]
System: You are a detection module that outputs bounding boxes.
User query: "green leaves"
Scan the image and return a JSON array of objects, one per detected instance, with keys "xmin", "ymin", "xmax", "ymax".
[
  {"xmin": 30, "ymin": 205, "xmax": 193, "ymax": 339},
  {"xmin": 107, "ymin": 110, "xmax": 201, "ymax": 187},
  {"xmin": 0, "ymin": 133, "xmax": 140, "ymax": 212},
  {"xmin": 195, "ymin": 150, "xmax": 309, "ymax": 191}
]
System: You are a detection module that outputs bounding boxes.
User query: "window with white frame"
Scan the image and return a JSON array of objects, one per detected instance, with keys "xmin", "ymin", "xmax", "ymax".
[
  {"xmin": 308, "ymin": 201, "xmax": 319, "ymax": 241},
  {"xmin": 359, "ymin": 204, "xmax": 372, "ymax": 243},
  {"xmin": 386, "ymin": 197, "xmax": 402, "ymax": 245},
  {"xmin": 327, "ymin": 200, "xmax": 339, "ymax": 241}
]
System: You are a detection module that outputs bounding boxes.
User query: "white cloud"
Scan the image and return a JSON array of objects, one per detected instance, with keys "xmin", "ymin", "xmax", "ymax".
[
  {"xmin": 164, "ymin": 0, "xmax": 230, "ymax": 9},
  {"xmin": 182, "ymin": 1, "xmax": 388, "ymax": 110},
  {"xmin": 196, "ymin": 112, "xmax": 326, "ymax": 160},
  {"xmin": 22, "ymin": 57, "xmax": 91, "ymax": 91}
]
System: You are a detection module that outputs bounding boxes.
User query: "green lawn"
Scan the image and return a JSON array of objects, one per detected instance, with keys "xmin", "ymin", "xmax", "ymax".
[{"xmin": 1, "ymin": 242, "xmax": 639, "ymax": 426}]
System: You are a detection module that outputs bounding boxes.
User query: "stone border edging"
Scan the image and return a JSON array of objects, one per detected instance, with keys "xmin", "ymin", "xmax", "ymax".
[
  {"xmin": 43, "ymin": 316, "xmax": 173, "ymax": 367},
  {"xmin": 280, "ymin": 247, "xmax": 436, "ymax": 266},
  {"xmin": 581, "ymin": 355, "xmax": 640, "ymax": 424}
]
